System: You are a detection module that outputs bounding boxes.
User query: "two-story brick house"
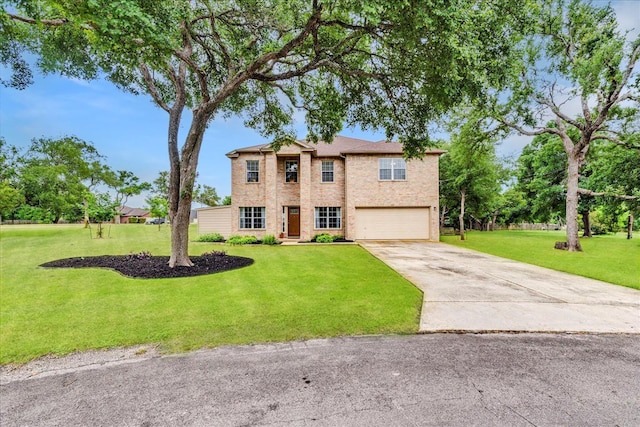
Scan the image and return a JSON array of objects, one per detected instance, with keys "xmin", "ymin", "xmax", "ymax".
[{"xmin": 197, "ymin": 135, "xmax": 443, "ymax": 241}]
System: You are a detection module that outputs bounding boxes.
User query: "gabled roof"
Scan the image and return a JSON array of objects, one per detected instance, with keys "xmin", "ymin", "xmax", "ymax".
[
  {"xmin": 226, "ymin": 135, "xmax": 445, "ymax": 158},
  {"xmin": 117, "ymin": 206, "xmax": 149, "ymax": 217}
]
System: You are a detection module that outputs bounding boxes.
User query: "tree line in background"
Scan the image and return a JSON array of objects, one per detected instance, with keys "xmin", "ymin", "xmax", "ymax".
[
  {"xmin": 440, "ymin": 0, "xmax": 639, "ymax": 247},
  {"xmin": 0, "ymin": 136, "xmax": 227, "ymax": 227},
  {"xmin": 439, "ymin": 127, "xmax": 639, "ymax": 240}
]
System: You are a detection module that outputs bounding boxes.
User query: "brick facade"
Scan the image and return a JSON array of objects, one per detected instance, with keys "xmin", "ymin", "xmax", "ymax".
[{"xmin": 225, "ymin": 138, "xmax": 442, "ymax": 241}]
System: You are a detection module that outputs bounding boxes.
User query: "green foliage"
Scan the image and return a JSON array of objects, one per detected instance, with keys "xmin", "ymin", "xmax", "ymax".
[
  {"xmin": 0, "ymin": 180, "xmax": 24, "ymax": 220},
  {"xmin": 261, "ymin": 234, "xmax": 278, "ymax": 245},
  {"xmin": 14, "ymin": 205, "xmax": 55, "ymax": 223},
  {"xmin": 87, "ymin": 192, "xmax": 118, "ymax": 223},
  {"xmin": 315, "ymin": 233, "xmax": 333, "ymax": 243},
  {"xmin": 515, "ymin": 132, "xmax": 567, "ymax": 222},
  {"xmin": 226, "ymin": 235, "xmax": 258, "ymax": 245},
  {"xmin": 104, "ymin": 170, "xmax": 151, "ymax": 207},
  {"xmin": 221, "ymin": 196, "xmax": 231, "ymax": 206},
  {"xmin": 332, "ymin": 235, "xmax": 344, "ymax": 241},
  {"xmin": 197, "ymin": 233, "xmax": 224, "ymax": 242},
  {"xmin": 194, "ymin": 184, "xmax": 220, "ymax": 207},
  {"xmin": 439, "ymin": 113, "xmax": 504, "ymax": 232},
  {"xmin": 145, "ymin": 196, "xmax": 168, "ymax": 221}
]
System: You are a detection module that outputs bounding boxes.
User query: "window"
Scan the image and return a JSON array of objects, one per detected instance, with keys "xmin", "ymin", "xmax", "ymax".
[
  {"xmin": 246, "ymin": 160, "xmax": 259, "ymax": 182},
  {"xmin": 285, "ymin": 160, "xmax": 298, "ymax": 183},
  {"xmin": 321, "ymin": 161, "xmax": 334, "ymax": 182},
  {"xmin": 315, "ymin": 207, "xmax": 341, "ymax": 229},
  {"xmin": 379, "ymin": 158, "xmax": 406, "ymax": 181},
  {"xmin": 239, "ymin": 207, "xmax": 265, "ymax": 229}
]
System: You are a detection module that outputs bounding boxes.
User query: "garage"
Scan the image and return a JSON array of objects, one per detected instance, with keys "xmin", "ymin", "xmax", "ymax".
[
  {"xmin": 197, "ymin": 206, "xmax": 232, "ymax": 237},
  {"xmin": 354, "ymin": 207, "xmax": 431, "ymax": 240}
]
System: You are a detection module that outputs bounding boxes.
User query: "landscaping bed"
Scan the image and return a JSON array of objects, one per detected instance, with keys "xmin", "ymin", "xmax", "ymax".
[{"xmin": 40, "ymin": 252, "xmax": 254, "ymax": 279}]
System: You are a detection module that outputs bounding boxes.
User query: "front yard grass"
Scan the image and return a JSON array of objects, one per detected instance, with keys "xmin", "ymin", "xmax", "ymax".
[
  {"xmin": 441, "ymin": 230, "xmax": 640, "ymax": 289},
  {"xmin": 0, "ymin": 224, "xmax": 421, "ymax": 365}
]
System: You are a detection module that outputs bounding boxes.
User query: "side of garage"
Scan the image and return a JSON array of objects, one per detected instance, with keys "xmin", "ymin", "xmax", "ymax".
[{"xmin": 197, "ymin": 206, "xmax": 232, "ymax": 237}]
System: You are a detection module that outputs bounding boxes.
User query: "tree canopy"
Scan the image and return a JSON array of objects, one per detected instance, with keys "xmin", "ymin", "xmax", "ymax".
[
  {"xmin": 486, "ymin": 0, "xmax": 640, "ymax": 250},
  {"xmin": 2, "ymin": 0, "xmax": 531, "ymax": 266}
]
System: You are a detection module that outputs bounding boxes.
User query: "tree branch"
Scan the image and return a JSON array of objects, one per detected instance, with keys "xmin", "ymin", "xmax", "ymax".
[
  {"xmin": 139, "ymin": 63, "xmax": 170, "ymax": 112},
  {"xmin": 578, "ymin": 188, "xmax": 638, "ymax": 200},
  {"xmin": 5, "ymin": 12, "xmax": 68, "ymax": 26}
]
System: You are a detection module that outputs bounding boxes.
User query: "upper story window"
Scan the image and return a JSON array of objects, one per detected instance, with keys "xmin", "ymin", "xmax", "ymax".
[
  {"xmin": 285, "ymin": 160, "xmax": 298, "ymax": 183},
  {"xmin": 246, "ymin": 160, "xmax": 259, "ymax": 182},
  {"xmin": 379, "ymin": 158, "xmax": 406, "ymax": 181},
  {"xmin": 321, "ymin": 161, "xmax": 334, "ymax": 183}
]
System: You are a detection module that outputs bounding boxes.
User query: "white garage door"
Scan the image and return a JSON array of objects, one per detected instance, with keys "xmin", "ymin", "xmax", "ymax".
[{"xmin": 355, "ymin": 207, "xmax": 430, "ymax": 240}]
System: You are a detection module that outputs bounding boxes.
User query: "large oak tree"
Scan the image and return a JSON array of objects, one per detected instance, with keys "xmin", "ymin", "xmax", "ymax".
[
  {"xmin": 490, "ymin": 0, "xmax": 639, "ymax": 251},
  {"xmin": 3, "ymin": 0, "xmax": 528, "ymax": 266}
]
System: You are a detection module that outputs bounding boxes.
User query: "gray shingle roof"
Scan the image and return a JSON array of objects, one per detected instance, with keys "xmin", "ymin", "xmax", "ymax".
[{"xmin": 226, "ymin": 135, "xmax": 445, "ymax": 157}]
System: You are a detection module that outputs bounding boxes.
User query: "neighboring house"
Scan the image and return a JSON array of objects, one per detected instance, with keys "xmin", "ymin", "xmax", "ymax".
[
  {"xmin": 114, "ymin": 206, "xmax": 150, "ymax": 224},
  {"xmin": 198, "ymin": 135, "xmax": 444, "ymax": 241}
]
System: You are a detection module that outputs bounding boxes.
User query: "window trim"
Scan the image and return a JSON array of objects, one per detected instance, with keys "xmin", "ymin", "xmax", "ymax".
[
  {"xmin": 314, "ymin": 207, "xmax": 342, "ymax": 229},
  {"xmin": 246, "ymin": 160, "xmax": 259, "ymax": 183},
  {"xmin": 378, "ymin": 158, "xmax": 406, "ymax": 181},
  {"xmin": 239, "ymin": 207, "xmax": 265, "ymax": 229},
  {"xmin": 321, "ymin": 160, "xmax": 334, "ymax": 183}
]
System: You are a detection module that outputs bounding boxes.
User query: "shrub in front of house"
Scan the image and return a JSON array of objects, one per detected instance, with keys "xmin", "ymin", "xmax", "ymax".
[
  {"xmin": 261, "ymin": 234, "xmax": 279, "ymax": 245},
  {"xmin": 315, "ymin": 233, "xmax": 334, "ymax": 243},
  {"xmin": 227, "ymin": 235, "xmax": 259, "ymax": 245},
  {"xmin": 197, "ymin": 233, "xmax": 225, "ymax": 242}
]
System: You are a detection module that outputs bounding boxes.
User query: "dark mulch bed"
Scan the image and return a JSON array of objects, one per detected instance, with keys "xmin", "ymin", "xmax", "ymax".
[{"xmin": 40, "ymin": 254, "xmax": 254, "ymax": 279}]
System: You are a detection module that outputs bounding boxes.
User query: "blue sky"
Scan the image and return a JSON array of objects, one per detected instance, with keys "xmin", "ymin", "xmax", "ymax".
[{"xmin": 1, "ymin": 1, "xmax": 638, "ymax": 208}]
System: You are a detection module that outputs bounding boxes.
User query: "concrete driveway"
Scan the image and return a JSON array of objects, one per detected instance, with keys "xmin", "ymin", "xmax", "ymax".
[{"xmin": 360, "ymin": 241, "xmax": 640, "ymax": 333}]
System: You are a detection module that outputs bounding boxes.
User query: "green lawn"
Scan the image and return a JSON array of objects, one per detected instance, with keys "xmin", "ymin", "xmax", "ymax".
[
  {"xmin": 441, "ymin": 230, "xmax": 640, "ymax": 289},
  {"xmin": 0, "ymin": 224, "xmax": 421, "ymax": 365}
]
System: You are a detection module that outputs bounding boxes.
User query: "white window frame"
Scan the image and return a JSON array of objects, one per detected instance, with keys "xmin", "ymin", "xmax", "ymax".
[
  {"xmin": 321, "ymin": 161, "xmax": 334, "ymax": 183},
  {"xmin": 314, "ymin": 207, "xmax": 342, "ymax": 229},
  {"xmin": 239, "ymin": 207, "xmax": 265, "ymax": 229},
  {"xmin": 246, "ymin": 160, "xmax": 259, "ymax": 183},
  {"xmin": 379, "ymin": 158, "xmax": 406, "ymax": 181}
]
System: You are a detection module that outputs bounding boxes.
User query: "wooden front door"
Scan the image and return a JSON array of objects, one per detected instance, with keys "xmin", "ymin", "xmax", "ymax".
[{"xmin": 288, "ymin": 207, "xmax": 300, "ymax": 237}]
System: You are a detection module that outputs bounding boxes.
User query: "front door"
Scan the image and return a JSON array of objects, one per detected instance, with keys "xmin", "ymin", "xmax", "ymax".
[{"xmin": 288, "ymin": 207, "xmax": 300, "ymax": 237}]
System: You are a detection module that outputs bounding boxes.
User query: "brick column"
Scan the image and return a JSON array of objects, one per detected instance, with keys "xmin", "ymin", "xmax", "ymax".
[
  {"xmin": 300, "ymin": 153, "xmax": 312, "ymax": 240},
  {"xmin": 265, "ymin": 153, "xmax": 278, "ymax": 236}
]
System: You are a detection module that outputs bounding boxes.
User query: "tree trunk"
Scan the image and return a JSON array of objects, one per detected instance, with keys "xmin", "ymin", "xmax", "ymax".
[
  {"xmin": 628, "ymin": 214, "xmax": 634, "ymax": 240},
  {"xmin": 581, "ymin": 209, "xmax": 592, "ymax": 238},
  {"xmin": 491, "ymin": 210, "xmax": 498, "ymax": 231},
  {"xmin": 565, "ymin": 151, "xmax": 583, "ymax": 251},
  {"xmin": 167, "ymin": 109, "xmax": 208, "ymax": 267},
  {"xmin": 459, "ymin": 190, "xmax": 466, "ymax": 241},
  {"xmin": 439, "ymin": 205, "xmax": 447, "ymax": 234},
  {"xmin": 83, "ymin": 198, "xmax": 90, "ymax": 228}
]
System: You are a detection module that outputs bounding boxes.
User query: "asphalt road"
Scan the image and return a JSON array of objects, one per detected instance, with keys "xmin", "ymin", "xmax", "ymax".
[{"xmin": 2, "ymin": 333, "xmax": 639, "ymax": 426}]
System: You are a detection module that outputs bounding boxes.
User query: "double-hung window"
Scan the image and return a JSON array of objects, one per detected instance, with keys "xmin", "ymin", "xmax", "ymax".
[
  {"xmin": 285, "ymin": 160, "xmax": 298, "ymax": 183},
  {"xmin": 246, "ymin": 160, "xmax": 259, "ymax": 182},
  {"xmin": 239, "ymin": 207, "xmax": 265, "ymax": 229},
  {"xmin": 315, "ymin": 207, "xmax": 341, "ymax": 229},
  {"xmin": 321, "ymin": 161, "xmax": 334, "ymax": 182},
  {"xmin": 379, "ymin": 158, "xmax": 406, "ymax": 181}
]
